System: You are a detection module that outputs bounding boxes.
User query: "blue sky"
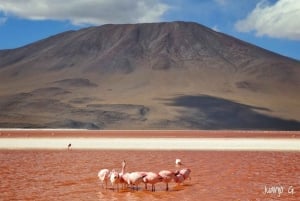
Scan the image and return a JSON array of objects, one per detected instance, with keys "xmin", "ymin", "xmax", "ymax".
[{"xmin": 0, "ymin": 0, "xmax": 299, "ymax": 60}]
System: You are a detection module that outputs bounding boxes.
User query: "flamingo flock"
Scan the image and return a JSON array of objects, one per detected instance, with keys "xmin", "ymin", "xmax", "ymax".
[{"xmin": 98, "ymin": 159, "xmax": 191, "ymax": 192}]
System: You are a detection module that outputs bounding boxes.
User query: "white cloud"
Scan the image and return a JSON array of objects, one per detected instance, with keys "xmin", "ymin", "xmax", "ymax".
[
  {"xmin": 0, "ymin": 0, "xmax": 169, "ymax": 25},
  {"xmin": 235, "ymin": 0, "xmax": 300, "ymax": 40}
]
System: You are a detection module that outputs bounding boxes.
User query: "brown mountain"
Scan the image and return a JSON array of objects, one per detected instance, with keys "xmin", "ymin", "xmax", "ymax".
[{"xmin": 0, "ymin": 21, "xmax": 300, "ymax": 130}]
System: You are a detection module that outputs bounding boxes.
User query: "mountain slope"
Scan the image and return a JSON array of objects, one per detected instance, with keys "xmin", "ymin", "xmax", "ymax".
[{"xmin": 0, "ymin": 21, "xmax": 300, "ymax": 130}]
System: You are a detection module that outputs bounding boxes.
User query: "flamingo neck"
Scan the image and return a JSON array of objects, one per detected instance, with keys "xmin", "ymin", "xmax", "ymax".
[{"xmin": 121, "ymin": 163, "xmax": 126, "ymax": 175}]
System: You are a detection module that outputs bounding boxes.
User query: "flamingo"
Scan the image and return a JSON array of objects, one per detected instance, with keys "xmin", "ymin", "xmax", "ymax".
[
  {"xmin": 110, "ymin": 169, "xmax": 120, "ymax": 191},
  {"xmin": 143, "ymin": 172, "xmax": 163, "ymax": 192},
  {"xmin": 127, "ymin": 172, "xmax": 147, "ymax": 191},
  {"xmin": 121, "ymin": 172, "xmax": 130, "ymax": 189},
  {"xmin": 174, "ymin": 171, "xmax": 185, "ymax": 186},
  {"xmin": 119, "ymin": 160, "xmax": 127, "ymax": 189},
  {"xmin": 175, "ymin": 158, "xmax": 192, "ymax": 182},
  {"xmin": 158, "ymin": 170, "xmax": 176, "ymax": 191},
  {"xmin": 118, "ymin": 163, "xmax": 146, "ymax": 191},
  {"xmin": 175, "ymin": 158, "xmax": 182, "ymax": 166},
  {"xmin": 179, "ymin": 168, "xmax": 191, "ymax": 181},
  {"xmin": 98, "ymin": 169, "xmax": 110, "ymax": 189}
]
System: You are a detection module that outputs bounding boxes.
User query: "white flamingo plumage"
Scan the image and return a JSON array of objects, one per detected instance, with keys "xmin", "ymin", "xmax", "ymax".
[
  {"xmin": 98, "ymin": 169, "xmax": 110, "ymax": 189},
  {"xmin": 110, "ymin": 169, "xmax": 120, "ymax": 191},
  {"xmin": 175, "ymin": 158, "xmax": 182, "ymax": 166}
]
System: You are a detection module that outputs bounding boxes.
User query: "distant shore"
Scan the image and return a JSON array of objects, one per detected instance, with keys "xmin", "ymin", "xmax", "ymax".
[
  {"xmin": 0, "ymin": 129, "xmax": 299, "ymax": 138},
  {"xmin": 1, "ymin": 129, "xmax": 300, "ymax": 151},
  {"xmin": 1, "ymin": 137, "xmax": 300, "ymax": 151}
]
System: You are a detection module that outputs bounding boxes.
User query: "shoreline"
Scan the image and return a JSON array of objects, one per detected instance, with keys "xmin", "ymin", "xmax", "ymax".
[
  {"xmin": 1, "ymin": 137, "xmax": 300, "ymax": 151},
  {"xmin": 1, "ymin": 130, "xmax": 299, "ymax": 151},
  {"xmin": 0, "ymin": 129, "xmax": 299, "ymax": 138}
]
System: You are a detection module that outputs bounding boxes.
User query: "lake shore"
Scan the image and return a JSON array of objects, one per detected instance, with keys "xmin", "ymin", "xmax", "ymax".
[
  {"xmin": 1, "ymin": 137, "xmax": 300, "ymax": 151},
  {"xmin": 1, "ymin": 129, "xmax": 299, "ymax": 151},
  {"xmin": 0, "ymin": 129, "xmax": 299, "ymax": 138}
]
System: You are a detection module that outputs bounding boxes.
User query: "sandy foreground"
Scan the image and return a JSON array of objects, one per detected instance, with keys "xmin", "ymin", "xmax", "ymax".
[{"xmin": 0, "ymin": 129, "xmax": 299, "ymax": 151}]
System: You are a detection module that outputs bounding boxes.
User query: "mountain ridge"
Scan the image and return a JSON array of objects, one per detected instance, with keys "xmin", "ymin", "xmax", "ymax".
[{"xmin": 0, "ymin": 21, "xmax": 299, "ymax": 130}]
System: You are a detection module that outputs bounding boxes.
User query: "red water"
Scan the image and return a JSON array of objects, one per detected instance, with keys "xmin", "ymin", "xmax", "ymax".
[{"xmin": 1, "ymin": 150, "xmax": 299, "ymax": 201}]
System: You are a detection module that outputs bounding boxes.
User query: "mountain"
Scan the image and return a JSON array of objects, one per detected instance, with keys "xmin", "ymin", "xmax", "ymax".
[{"xmin": 0, "ymin": 21, "xmax": 300, "ymax": 130}]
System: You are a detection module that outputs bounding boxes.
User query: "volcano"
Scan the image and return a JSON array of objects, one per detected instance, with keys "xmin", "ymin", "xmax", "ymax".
[{"xmin": 0, "ymin": 21, "xmax": 300, "ymax": 130}]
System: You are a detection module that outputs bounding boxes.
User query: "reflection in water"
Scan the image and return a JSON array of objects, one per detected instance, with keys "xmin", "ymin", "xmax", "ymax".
[{"xmin": 0, "ymin": 150, "xmax": 299, "ymax": 201}]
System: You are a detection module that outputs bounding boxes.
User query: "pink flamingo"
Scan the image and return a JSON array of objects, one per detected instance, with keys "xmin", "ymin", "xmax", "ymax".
[
  {"xmin": 158, "ymin": 170, "xmax": 176, "ymax": 191},
  {"xmin": 174, "ymin": 171, "xmax": 185, "ymax": 186},
  {"xmin": 175, "ymin": 158, "xmax": 192, "ymax": 182},
  {"xmin": 109, "ymin": 160, "xmax": 128, "ymax": 191},
  {"xmin": 127, "ymin": 172, "xmax": 147, "ymax": 190},
  {"xmin": 118, "ymin": 160, "xmax": 127, "ymax": 189},
  {"xmin": 121, "ymin": 172, "xmax": 130, "ymax": 189},
  {"xmin": 143, "ymin": 172, "xmax": 163, "ymax": 192},
  {"xmin": 179, "ymin": 168, "xmax": 191, "ymax": 181},
  {"xmin": 98, "ymin": 169, "xmax": 110, "ymax": 189}
]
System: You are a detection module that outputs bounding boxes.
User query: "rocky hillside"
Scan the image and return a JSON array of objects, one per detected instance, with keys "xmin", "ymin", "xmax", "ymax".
[{"xmin": 0, "ymin": 21, "xmax": 299, "ymax": 130}]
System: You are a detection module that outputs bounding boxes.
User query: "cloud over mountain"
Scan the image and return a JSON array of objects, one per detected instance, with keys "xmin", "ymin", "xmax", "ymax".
[
  {"xmin": 0, "ymin": 0, "xmax": 169, "ymax": 25},
  {"xmin": 235, "ymin": 0, "xmax": 300, "ymax": 40}
]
